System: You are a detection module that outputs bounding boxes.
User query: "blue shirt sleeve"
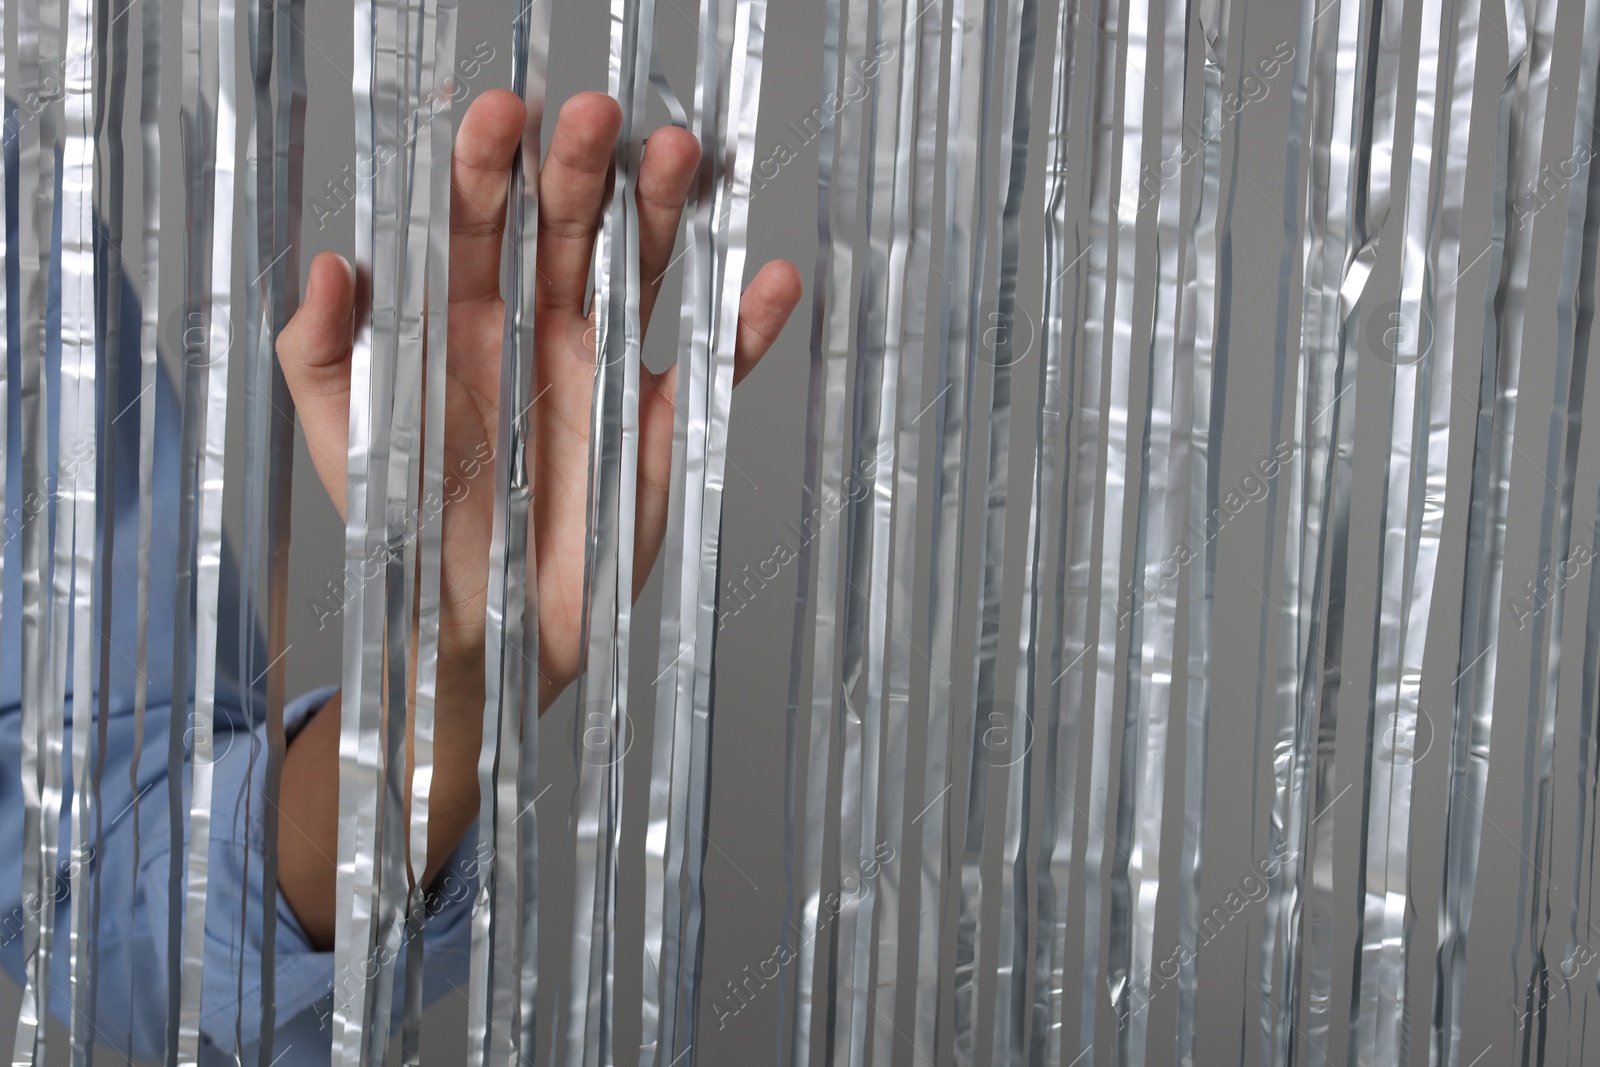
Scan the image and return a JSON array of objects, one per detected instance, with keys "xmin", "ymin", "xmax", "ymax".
[{"xmin": 0, "ymin": 101, "xmax": 480, "ymax": 1064}]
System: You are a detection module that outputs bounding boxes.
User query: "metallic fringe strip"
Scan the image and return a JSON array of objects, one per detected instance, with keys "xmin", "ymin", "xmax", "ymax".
[
  {"xmin": 905, "ymin": 0, "xmax": 986, "ymax": 1060},
  {"xmin": 1508, "ymin": 0, "xmax": 1600, "ymax": 1058},
  {"xmin": 1555, "ymin": 2, "xmax": 1600, "ymax": 1062},
  {"xmin": 679, "ymin": 4, "xmax": 766, "ymax": 1057},
  {"xmin": 1078, "ymin": 0, "xmax": 1144, "ymax": 1056},
  {"xmin": 1027, "ymin": 0, "xmax": 1086, "ymax": 1063},
  {"xmin": 565, "ymin": 1, "xmax": 656, "ymax": 1061},
  {"xmin": 1348, "ymin": 0, "xmax": 1460, "ymax": 1059},
  {"xmin": 1258, "ymin": 0, "xmax": 1371, "ymax": 1059},
  {"xmin": 331, "ymin": 0, "xmax": 392, "ymax": 1053},
  {"xmin": 867, "ymin": 0, "xmax": 941, "ymax": 1062},
  {"xmin": 967, "ymin": 0, "xmax": 1040, "ymax": 1060},
  {"xmin": 367, "ymin": 0, "xmax": 431, "ymax": 1054},
  {"xmin": 830, "ymin": 0, "xmax": 905, "ymax": 1059},
  {"xmin": 250, "ymin": 0, "xmax": 306, "ymax": 1056},
  {"xmin": 60, "ymin": 0, "xmax": 99, "ymax": 1061},
  {"xmin": 785, "ymin": 0, "xmax": 871, "ymax": 1060},
  {"xmin": 1112, "ymin": 0, "xmax": 1192, "ymax": 1060},
  {"xmin": 12, "ymin": 0, "xmax": 62, "ymax": 1057},
  {"xmin": 127, "ymin": 0, "xmax": 162, "ymax": 1050},
  {"xmin": 1433, "ymin": 2, "xmax": 1552, "ymax": 1064},
  {"xmin": 642, "ymin": 3, "xmax": 724, "ymax": 1063},
  {"xmin": 950, "ymin": 0, "xmax": 1029, "ymax": 1058},
  {"xmin": 402, "ymin": 0, "xmax": 457, "ymax": 1059},
  {"xmin": 1172, "ymin": 0, "xmax": 1235, "ymax": 1061}
]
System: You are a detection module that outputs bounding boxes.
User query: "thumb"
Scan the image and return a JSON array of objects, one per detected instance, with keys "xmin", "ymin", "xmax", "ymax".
[{"xmin": 278, "ymin": 250, "xmax": 357, "ymax": 518}]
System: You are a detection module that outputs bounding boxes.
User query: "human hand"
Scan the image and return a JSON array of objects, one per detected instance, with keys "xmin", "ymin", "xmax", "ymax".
[
  {"xmin": 277, "ymin": 88, "xmax": 802, "ymax": 709},
  {"xmin": 271, "ymin": 88, "xmax": 801, "ymax": 946}
]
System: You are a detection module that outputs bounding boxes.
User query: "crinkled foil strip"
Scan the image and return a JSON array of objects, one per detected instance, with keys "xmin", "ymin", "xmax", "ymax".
[
  {"xmin": 1433, "ymin": 1, "xmax": 1553, "ymax": 1063},
  {"xmin": 402, "ymin": 0, "xmax": 456, "ymax": 1061},
  {"xmin": 677, "ymin": 4, "xmax": 765, "ymax": 1058},
  {"xmin": 1110, "ymin": 0, "xmax": 1191, "ymax": 1060},
  {"xmin": 127, "ymin": 0, "xmax": 163, "ymax": 1049},
  {"xmin": 463, "ymin": 0, "xmax": 547, "ymax": 1059},
  {"xmin": 1416, "ymin": 6, "xmax": 1480, "ymax": 1066},
  {"xmin": 904, "ymin": 0, "xmax": 986, "ymax": 1059},
  {"xmin": 949, "ymin": 0, "xmax": 1025, "ymax": 1058},
  {"xmin": 1078, "ymin": 0, "xmax": 1145, "ymax": 1053},
  {"xmin": 1348, "ymin": 0, "xmax": 1461, "ymax": 1059},
  {"xmin": 331, "ymin": 0, "xmax": 393, "ymax": 1053},
  {"xmin": 60, "ymin": 0, "xmax": 98, "ymax": 1059},
  {"xmin": 247, "ymin": 0, "xmax": 306, "ymax": 1057},
  {"xmin": 1507, "ymin": 0, "xmax": 1600, "ymax": 1053},
  {"xmin": 829, "ymin": 0, "xmax": 904, "ymax": 1059},
  {"xmin": 1313, "ymin": 0, "xmax": 1406, "ymax": 1058},
  {"xmin": 784, "ymin": 0, "xmax": 870, "ymax": 1060},
  {"xmin": 1026, "ymin": 1, "xmax": 1085, "ymax": 1064},
  {"xmin": 960, "ymin": 0, "xmax": 1040, "ymax": 1061},
  {"xmin": 641, "ymin": 3, "xmax": 724, "ymax": 1063},
  {"xmin": 367, "ymin": 0, "xmax": 431, "ymax": 1054},
  {"xmin": 565, "ymin": 1, "xmax": 656, "ymax": 1061},
  {"xmin": 866, "ymin": 0, "xmax": 941, "ymax": 1062},
  {"xmin": 1553, "ymin": 2, "xmax": 1600, "ymax": 1062},
  {"xmin": 1171, "ymin": 0, "xmax": 1234, "ymax": 1062},
  {"xmin": 1257, "ymin": 0, "xmax": 1368, "ymax": 1058},
  {"xmin": 12, "ymin": 0, "xmax": 62, "ymax": 1057}
]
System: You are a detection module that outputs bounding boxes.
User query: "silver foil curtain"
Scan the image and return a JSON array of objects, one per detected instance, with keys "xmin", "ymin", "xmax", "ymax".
[{"xmin": 7, "ymin": 0, "xmax": 1600, "ymax": 1064}]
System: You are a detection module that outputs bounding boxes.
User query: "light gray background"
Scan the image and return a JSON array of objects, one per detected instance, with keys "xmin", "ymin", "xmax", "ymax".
[{"xmin": 4, "ymin": 0, "xmax": 1598, "ymax": 1063}]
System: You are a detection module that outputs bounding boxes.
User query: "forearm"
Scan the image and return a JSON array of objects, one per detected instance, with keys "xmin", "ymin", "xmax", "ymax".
[{"xmin": 276, "ymin": 633, "xmax": 495, "ymax": 951}]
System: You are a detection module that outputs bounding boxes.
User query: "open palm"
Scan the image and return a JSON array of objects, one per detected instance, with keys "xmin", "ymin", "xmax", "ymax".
[
  {"xmin": 270, "ymin": 88, "xmax": 800, "ymax": 947},
  {"xmin": 278, "ymin": 88, "xmax": 801, "ymax": 708}
]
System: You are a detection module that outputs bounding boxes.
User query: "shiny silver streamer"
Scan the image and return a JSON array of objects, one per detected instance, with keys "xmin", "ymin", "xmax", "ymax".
[
  {"xmin": 782, "ymin": 0, "xmax": 871, "ymax": 1059},
  {"xmin": 950, "ymin": 0, "xmax": 1033, "ymax": 1059},
  {"xmin": 12, "ymin": 0, "xmax": 64, "ymax": 1057},
  {"xmin": 1314, "ymin": 0, "xmax": 1408, "ymax": 1058},
  {"xmin": 1109, "ymin": 0, "xmax": 1191, "ymax": 1059},
  {"xmin": 1349, "ymin": 0, "xmax": 1465, "ymax": 1058},
  {"xmin": 1079, "ymin": 0, "xmax": 1148, "ymax": 1055},
  {"xmin": 60, "ymin": 0, "xmax": 98, "ymax": 1060},
  {"xmin": 367, "ymin": 0, "xmax": 431, "ymax": 1054},
  {"xmin": 88, "ymin": 0, "xmax": 129, "ymax": 1052},
  {"xmin": 1507, "ymin": 0, "xmax": 1600, "ymax": 1054},
  {"xmin": 248, "ymin": 0, "xmax": 306, "ymax": 1057},
  {"xmin": 1234, "ymin": 0, "xmax": 1311, "ymax": 1047},
  {"xmin": 1555, "ymin": 4, "xmax": 1600, "ymax": 1059},
  {"xmin": 829, "ymin": 0, "xmax": 904, "ymax": 1059},
  {"xmin": 676, "ymin": 3, "xmax": 765, "ymax": 1059},
  {"xmin": 565, "ymin": 0, "xmax": 656, "ymax": 1061},
  {"xmin": 176, "ymin": 0, "xmax": 240, "ymax": 1052},
  {"xmin": 1027, "ymin": 0, "xmax": 1087, "ymax": 1063},
  {"xmin": 1433, "ymin": 1, "xmax": 1554, "ymax": 1063},
  {"xmin": 163, "ymin": 0, "xmax": 221, "ymax": 1055},
  {"xmin": 835, "ymin": 0, "xmax": 909, "ymax": 1054},
  {"xmin": 127, "ymin": 0, "xmax": 163, "ymax": 1050},
  {"xmin": 960, "ymin": 0, "xmax": 1040, "ymax": 1060},
  {"xmin": 866, "ymin": 0, "xmax": 942, "ymax": 1062},
  {"xmin": 1171, "ymin": 0, "xmax": 1235, "ymax": 1061},
  {"xmin": 1037, "ymin": 0, "xmax": 1122, "ymax": 1060},
  {"xmin": 403, "ymin": 0, "xmax": 456, "ymax": 1060},
  {"xmin": 463, "ymin": 0, "xmax": 546, "ymax": 1058},
  {"xmin": 331, "ymin": 0, "xmax": 396, "ymax": 1052},
  {"xmin": 1258, "ymin": 0, "xmax": 1376, "ymax": 1057},
  {"xmin": 904, "ymin": 0, "xmax": 988, "ymax": 1061},
  {"xmin": 641, "ymin": 2, "xmax": 726, "ymax": 1062}
]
